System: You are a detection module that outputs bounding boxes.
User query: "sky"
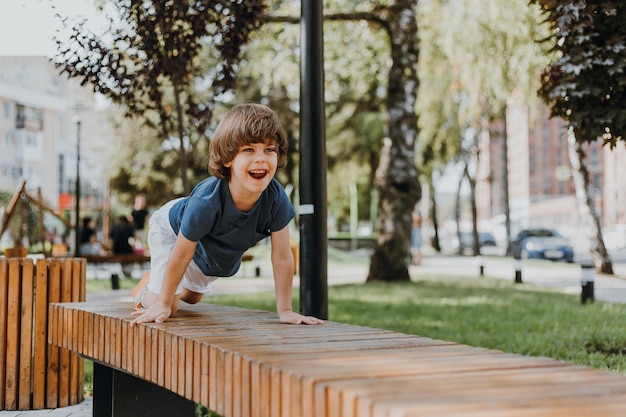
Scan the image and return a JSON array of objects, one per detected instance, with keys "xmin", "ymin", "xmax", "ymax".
[{"xmin": 0, "ymin": 0, "xmax": 105, "ymax": 57}]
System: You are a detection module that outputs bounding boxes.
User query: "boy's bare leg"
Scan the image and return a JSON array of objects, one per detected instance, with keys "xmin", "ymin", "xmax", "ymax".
[
  {"xmin": 133, "ymin": 271, "xmax": 202, "ymax": 310},
  {"xmin": 132, "ymin": 271, "xmax": 151, "ymax": 300},
  {"xmin": 180, "ymin": 288, "xmax": 203, "ymax": 305}
]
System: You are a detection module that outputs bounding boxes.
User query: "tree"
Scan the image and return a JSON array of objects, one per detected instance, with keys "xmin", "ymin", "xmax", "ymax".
[
  {"xmin": 53, "ymin": 0, "xmax": 265, "ymax": 195},
  {"xmin": 338, "ymin": 1, "xmax": 422, "ymax": 282},
  {"xmin": 265, "ymin": 1, "xmax": 421, "ymax": 281},
  {"xmin": 417, "ymin": 0, "xmax": 550, "ymax": 253},
  {"xmin": 530, "ymin": 0, "xmax": 626, "ymax": 274}
]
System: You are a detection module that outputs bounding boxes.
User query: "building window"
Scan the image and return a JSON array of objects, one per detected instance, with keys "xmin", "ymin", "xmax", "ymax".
[
  {"xmin": 4, "ymin": 131, "xmax": 15, "ymax": 148},
  {"xmin": 15, "ymin": 104, "xmax": 44, "ymax": 131}
]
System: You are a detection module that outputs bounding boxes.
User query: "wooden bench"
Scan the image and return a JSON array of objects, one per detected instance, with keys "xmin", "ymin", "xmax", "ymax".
[
  {"xmin": 81, "ymin": 254, "xmax": 152, "ymax": 289},
  {"xmin": 49, "ymin": 301, "xmax": 626, "ymax": 417}
]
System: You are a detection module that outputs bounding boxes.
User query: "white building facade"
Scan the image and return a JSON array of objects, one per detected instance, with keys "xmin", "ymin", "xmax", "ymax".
[{"xmin": 0, "ymin": 56, "xmax": 110, "ymax": 241}]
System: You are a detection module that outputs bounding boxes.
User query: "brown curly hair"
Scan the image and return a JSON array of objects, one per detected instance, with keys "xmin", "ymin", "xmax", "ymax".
[{"xmin": 208, "ymin": 103, "xmax": 288, "ymax": 179}]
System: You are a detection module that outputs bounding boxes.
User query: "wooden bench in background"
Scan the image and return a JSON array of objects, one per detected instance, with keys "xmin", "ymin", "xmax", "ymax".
[
  {"xmin": 0, "ymin": 257, "xmax": 85, "ymax": 411},
  {"xmin": 83, "ymin": 253, "xmax": 255, "ymax": 289},
  {"xmin": 49, "ymin": 301, "xmax": 626, "ymax": 417},
  {"xmin": 82, "ymin": 253, "xmax": 151, "ymax": 289}
]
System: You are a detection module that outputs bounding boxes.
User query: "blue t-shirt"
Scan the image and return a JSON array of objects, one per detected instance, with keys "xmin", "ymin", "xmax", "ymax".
[{"xmin": 168, "ymin": 177, "xmax": 295, "ymax": 277}]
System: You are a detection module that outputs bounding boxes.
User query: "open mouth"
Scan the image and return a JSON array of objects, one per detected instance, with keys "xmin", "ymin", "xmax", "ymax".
[{"xmin": 249, "ymin": 170, "xmax": 268, "ymax": 180}]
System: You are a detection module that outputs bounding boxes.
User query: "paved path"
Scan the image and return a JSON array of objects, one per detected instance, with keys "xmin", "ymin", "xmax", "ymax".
[{"xmin": 3, "ymin": 251, "xmax": 625, "ymax": 416}]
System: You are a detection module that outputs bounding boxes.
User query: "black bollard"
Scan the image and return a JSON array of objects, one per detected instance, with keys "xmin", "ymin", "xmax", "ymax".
[
  {"xmin": 580, "ymin": 264, "xmax": 595, "ymax": 304},
  {"xmin": 111, "ymin": 273, "xmax": 120, "ymax": 290},
  {"xmin": 514, "ymin": 259, "xmax": 523, "ymax": 284},
  {"xmin": 477, "ymin": 256, "xmax": 484, "ymax": 276}
]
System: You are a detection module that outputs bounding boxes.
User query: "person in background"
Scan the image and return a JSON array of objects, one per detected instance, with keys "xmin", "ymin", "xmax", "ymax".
[
  {"xmin": 81, "ymin": 232, "xmax": 104, "ymax": 255},
  {"xmin": 411, "ymin": 209, "xmax": 423, "ymax": 265},
  {"xmin": 110, "ymin": 215, "xmax": 136, "ymax": 276},
  {"xmin": 79, "ymin": 217, "xmax": 97, "ymax": 255},
  {"xmin": 131, "ymin": 194, "xmax": 150, "ymax": 249},
  {"xmin": 110, "ymin": 215, "xmax": 135, "ymax": 255}
]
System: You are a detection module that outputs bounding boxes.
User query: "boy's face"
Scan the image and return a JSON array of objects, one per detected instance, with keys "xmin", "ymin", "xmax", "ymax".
[{"xmin": 225, "ymin": 139, "xmax": 278, "ymax": 196}]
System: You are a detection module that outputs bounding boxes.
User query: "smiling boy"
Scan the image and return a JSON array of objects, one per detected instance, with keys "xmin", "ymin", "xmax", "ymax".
[{"xmin": 130, "ymin": 103, "xmax": 323, "ymax": 326}]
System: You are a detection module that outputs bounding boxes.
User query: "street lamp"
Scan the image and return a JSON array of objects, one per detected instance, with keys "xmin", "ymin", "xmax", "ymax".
[{"xmin": 74, "ymin": 117, "xmax": 82, "ymax": 257}]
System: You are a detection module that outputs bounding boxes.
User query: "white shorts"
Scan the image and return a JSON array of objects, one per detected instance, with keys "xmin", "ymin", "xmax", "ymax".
[{"xmin": 146, "ymin": 198, "xmax": 218, "ymax": 296}]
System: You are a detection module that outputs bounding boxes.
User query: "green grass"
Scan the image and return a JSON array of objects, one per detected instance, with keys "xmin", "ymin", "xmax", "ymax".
[{"xmin": 85, "ymin": 275, "xmax": 139, "ymax": 291}]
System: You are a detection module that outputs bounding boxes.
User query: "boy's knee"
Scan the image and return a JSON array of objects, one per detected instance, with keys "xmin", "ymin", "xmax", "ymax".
[{"xmin": 180, "ymin": 289, "xmax": 203, "ymax": 305}]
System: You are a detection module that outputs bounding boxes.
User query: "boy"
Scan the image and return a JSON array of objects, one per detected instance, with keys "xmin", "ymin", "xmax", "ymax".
[{"xmin": 130, "ymin": 103, "xmax": 323, "ymax": 326}]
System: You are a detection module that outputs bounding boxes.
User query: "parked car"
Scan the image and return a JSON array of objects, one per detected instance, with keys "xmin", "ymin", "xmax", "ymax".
[
  {"xmin": 509, "ymin": 228, "xmax": 574, "ymax": 262},
  {"xmin": 454, "ymin": 231, "xmax": 497, "ymax": 250}
]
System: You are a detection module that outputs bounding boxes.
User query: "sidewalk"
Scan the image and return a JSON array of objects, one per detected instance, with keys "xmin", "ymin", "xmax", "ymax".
[{"xmin": 3, "ymin": 251, "xmax": 625, "ymax": 416}]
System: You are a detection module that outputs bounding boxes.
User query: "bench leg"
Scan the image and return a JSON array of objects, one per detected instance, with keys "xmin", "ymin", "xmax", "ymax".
[{"xmin": 93, "ymin": 363, "xmax": 195, "ymax": 417}]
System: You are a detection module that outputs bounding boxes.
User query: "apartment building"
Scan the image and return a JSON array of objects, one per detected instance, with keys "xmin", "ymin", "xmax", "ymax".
[
  {"xmin": 0, "ymin": 56, "xmax": 109, "ymax": 236},
  {"xmin": 475, "ymin": 95, "xmax": 626, "ymax": 246}
]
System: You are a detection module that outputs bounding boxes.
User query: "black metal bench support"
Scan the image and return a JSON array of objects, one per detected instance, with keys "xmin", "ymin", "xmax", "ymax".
[{"xmin": 93, "ymin": 362, "xmax": 195, "ymax": 417}]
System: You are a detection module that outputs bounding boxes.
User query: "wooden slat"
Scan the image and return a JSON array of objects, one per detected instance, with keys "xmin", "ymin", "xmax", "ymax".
[
  {"xmin": 165, "ymin": 331, "xmax": 173, "ymax": 391},
  {"xmin": 57, "ymin": 260, "xmax": 72, "ymax": 408},
  {"xmin": 71, "ymin": 259, "xmax": 85, "ymax": 405},
  {"xmin": 215, "ymin": 347, "xmax": 226, "ymax": 416},
  {"xmin": 200, "ymin": 342, "xmax": 210, "ymax": 408},
  {"xmin": 5, "ymin": 259, "xmax": 22, "ymax": 410},
  {"xmin": 0, "ymin": 259, "xmax": 8, "ymax": 409},
  {"xmin": 270, "ymin": 363, "xmax": 280, "ymax": 417},
  {"xmin": 186, "ymin": 338, "xmax": 195, "ymax": 400},
  {"xmin": 157, "ymin": 327, "xmax": 166, "ymax": 386},
  {"xmin": 149, "ymin": 327, "xmax": 158, "ymax": 383},
  {"xmin": 18, "ymin": 259, "xmax": 34, "ymax": 410},
  {"xmin": 231, "ymin": 352, "xmax": 242, "ymax": 417},
  {"xmin": 209, "ymin": 342, "xmax": 218, "ymax": 410},
  {"xmin": 32, "ymin": 259, "xmax": 48, "ymax": 409},
  {"xmin": 45, "ymin": 260, "xmax": 61, "ymax": 409}
]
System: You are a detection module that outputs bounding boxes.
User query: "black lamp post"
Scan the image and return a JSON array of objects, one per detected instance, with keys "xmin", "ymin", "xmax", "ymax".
[
  {"xmin": 299, "ymin": 0, "xmax": 328, "ymax": 319},
  {"xmin": 74, "ymin": 118, "xmax": 82, "ymax": 257}
]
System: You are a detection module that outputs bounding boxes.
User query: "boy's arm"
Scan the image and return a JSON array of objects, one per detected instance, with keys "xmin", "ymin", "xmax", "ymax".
[
  {"xmin": 270, "ymin": 226, "xmax": 324, "ymax": 325},
  {"xmin": 157, "ymin": 233, "xmax": 197, "ymax": 305}
]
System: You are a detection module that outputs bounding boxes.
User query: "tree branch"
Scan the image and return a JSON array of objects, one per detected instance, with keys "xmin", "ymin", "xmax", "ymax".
[{"xmin": 263, "ymin": 12, "xmax": 386, "ymax": 27}]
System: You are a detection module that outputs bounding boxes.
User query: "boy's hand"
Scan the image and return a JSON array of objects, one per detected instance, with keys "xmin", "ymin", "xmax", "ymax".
[
  {"xmin": 278, "ymin": 310, "xmax": 324, "ymax": 325},
  {"xmin": 130, "ymin": 301, "xmax": 172, "ymax": 326}
]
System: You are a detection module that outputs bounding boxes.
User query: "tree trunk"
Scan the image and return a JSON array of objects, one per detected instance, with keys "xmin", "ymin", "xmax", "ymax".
[
  {"xmin": 172, "ymin": 80, "xmax": 191, "ymax": 194},
  {"xmin": 465, "ymin": 163, "xmax": 479, "ymax": 256},
  {"xmin": 454, "ymin": 168, "xmax": 464, "ymax": 255},
  {"xmin": 567, "ymin": 127, "xmax": 613, "ymax": 274},
  {"xmin": 502, "ymin": 108, "xmax": 512, "ymax": 255},
  {"xmin": 367, "ymin": 0, "xmax": 421, "ymax": 282},
  {"xmin": 428, "ymin": 178, "xmax": 441, "ymax": 252}
]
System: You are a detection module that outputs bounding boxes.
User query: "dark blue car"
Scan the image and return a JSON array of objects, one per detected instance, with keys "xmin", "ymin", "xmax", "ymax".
[{"xmin": 510, "ymin": 228, "xmax": 575, "ymax": 262}]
